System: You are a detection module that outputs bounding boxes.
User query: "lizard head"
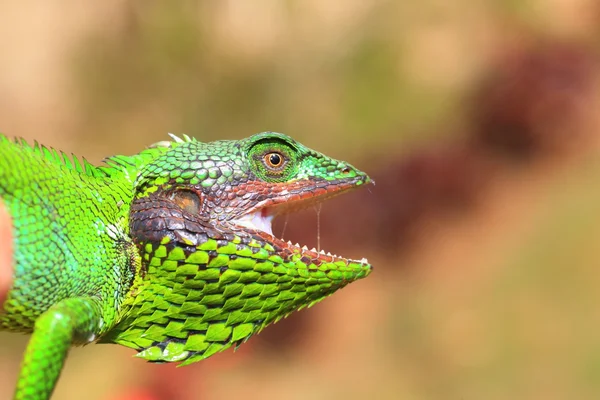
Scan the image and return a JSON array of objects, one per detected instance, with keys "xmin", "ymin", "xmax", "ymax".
[
  {"xmin": 133, "ymin": 131, "xmax": 372, "ymax": 268},
  {"xmin": 108, "ymin": 132, "xmax": 372, "ymax": 364}
]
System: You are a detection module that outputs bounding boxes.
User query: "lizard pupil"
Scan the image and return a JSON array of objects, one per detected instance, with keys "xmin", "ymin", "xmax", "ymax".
[
  {"xmin": 269, "ymin": 154, "xmax": 281, "ymax": 165},
  {"xmin": 265, "ymin": 152, "xmax": 283, "ymax": 168}
]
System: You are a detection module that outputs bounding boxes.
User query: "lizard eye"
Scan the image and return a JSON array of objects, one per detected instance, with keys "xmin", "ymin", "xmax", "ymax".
[
  {"xmin": 248, "ymin": 137, "xmax": 298, "ymax": 182},
  {"xmin": 263, "ymin": 152, "xmax": 285, "ymax": 170},
  {"xmin": 170, "ymin": 189, "xmax": 202, "ymax": 215}
]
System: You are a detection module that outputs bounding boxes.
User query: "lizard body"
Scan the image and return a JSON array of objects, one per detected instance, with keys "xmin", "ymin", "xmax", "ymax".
[{"xmin": 0, "ymin": 132, "xmax": 372, "ymax": 399}]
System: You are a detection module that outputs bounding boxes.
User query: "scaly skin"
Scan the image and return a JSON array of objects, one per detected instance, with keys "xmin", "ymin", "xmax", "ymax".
[{"xmin": 0, "ymin": 132, "xmax": 373, "ymax": 400}]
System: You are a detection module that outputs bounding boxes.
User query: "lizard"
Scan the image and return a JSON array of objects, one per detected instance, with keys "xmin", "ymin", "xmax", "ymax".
[{"xmin": 0, "ymin": 131, "xmax": 373, "ymax": 400}]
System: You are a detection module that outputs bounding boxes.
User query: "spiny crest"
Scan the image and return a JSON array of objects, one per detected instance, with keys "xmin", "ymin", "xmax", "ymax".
[
  {"xmin": 103, "ymin": 133, "xmax": 195, "ymax": 171},
  {"xmin": 146, "ymin": 133, "xmax": 196, "ymax": 149},
  {"xmin": 0, "ymin": 133, "xmax": 187, "ymax": 180},
  {"xmin": 168, "ymin": 132, "xmax": 195, "ymax": 144},
  {"xmin": 102, "ymin": 133, "xmax": 197, "ymax": 176},
  {"xmin": 3, "ymin": 134, "xmax": 110, "ymax": 178}
]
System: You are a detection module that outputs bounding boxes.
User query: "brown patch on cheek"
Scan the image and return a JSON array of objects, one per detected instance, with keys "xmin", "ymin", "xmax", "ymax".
[{"xmin": 0, "ymin": 200, "xmax": 14, "ymax": 307}]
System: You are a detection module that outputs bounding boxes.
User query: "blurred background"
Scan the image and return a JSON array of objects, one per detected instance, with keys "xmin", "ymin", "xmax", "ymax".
[{"xmin": 2, "ymin": 1, "xmax": 600, "ymax": 399}]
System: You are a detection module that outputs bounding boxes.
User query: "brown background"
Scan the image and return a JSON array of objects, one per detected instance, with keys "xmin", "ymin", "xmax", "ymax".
[{"xmin": 2, "ymin": 1, "xmax": 600, "ymax": 399}]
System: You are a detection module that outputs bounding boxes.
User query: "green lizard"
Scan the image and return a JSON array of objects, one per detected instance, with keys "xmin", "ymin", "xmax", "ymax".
[{"xmin": 0, "ymin": 131, "xmax": 372, "ymax": 400}]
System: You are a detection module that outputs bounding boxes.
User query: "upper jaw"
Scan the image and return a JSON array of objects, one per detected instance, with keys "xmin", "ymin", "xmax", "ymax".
[{"xmin": 232, "ymin": 175, "xmax": 371, "ymax": 223}]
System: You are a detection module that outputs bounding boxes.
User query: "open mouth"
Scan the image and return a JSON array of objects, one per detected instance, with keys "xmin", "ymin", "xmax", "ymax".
[{"xmin": 231, "ymin": 181, "xmax": 370, "ymax": 265}]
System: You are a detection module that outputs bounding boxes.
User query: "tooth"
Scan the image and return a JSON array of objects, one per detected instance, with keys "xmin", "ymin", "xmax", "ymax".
[
  {"xmin": 294, "ymin": 243, "xmax": 300, "ymax": 247},
  {"xmin": 327, "ymin": 251, "xmax": 332, "ymax": 256},
  {"xmin": 320, "ymin": 250, "xmax": 326, "ymax": 254},
  {"xmin": 310, "ymin": 247, "xmax": 317, "ymax": 252},
  {"xmin": 302, "ymin": 245, "xmax": 308, "ymax": 250}
]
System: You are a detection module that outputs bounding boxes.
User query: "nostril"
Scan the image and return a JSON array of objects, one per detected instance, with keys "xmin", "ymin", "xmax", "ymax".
[{"xmin": 341, "ymin": 166, "xmax": 351, "ymax": 174}]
